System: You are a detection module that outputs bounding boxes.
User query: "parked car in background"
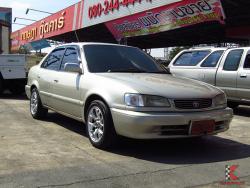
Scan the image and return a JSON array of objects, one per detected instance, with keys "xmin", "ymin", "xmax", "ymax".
[
  {"xmin": 169, "ymin": 47, "xmax": 250, "ymax": 108},
  {"xmin": 26, "ymin": 43, "xmax": 233, "ymax": 149},
  {"xmin": 0, "ymin": 54, "xmax": 27, "ymax": 95}
]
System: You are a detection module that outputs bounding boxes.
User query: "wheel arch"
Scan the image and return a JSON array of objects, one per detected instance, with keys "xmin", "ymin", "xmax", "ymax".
[
  {"xmin": 30, "ymin": 80, "xmax": 40, "ymax": 92},
  {"xmin": 84, "ymin": 94, "xmax": 110, "ymax": 122}
]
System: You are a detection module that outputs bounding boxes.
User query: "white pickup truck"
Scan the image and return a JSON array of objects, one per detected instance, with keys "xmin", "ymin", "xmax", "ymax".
[
  {"xmin": 169, "ymin": 47, "xmax": 250, "ymax": 108},
  {"xmin": 0, "ymin": 54, "xmax": 27, "ymax": 95}
]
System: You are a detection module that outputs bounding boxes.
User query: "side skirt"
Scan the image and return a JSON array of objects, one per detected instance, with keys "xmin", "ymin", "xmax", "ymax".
[{"xmin": 43, "ymin": 105, "xmax": 84, "ymax": 123}]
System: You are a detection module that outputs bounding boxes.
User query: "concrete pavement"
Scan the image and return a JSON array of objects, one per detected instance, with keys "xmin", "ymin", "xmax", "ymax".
[{"xmin": 0, "ymin": 93, "xmax": 250, "ymax": 188}]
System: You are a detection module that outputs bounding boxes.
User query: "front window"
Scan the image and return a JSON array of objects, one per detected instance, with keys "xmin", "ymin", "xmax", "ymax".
[
  {"xmin": 244, "ymin": 54, "xmax": 250, "ymax": 69},
  {"xmin": 174, "ymin": 51, "xmax": 210, "ymax": 66},
  {"xmin": 223, "ymin": 49, "xmax": 243, "ymax": 71},
  {"xmin": 60, "ymin": 47, "xmax": 79, "ymax": 70},
  {"xmin": 83, "ymin": 45, "xmax": 168, "ymax": 73},
  {"xmin": 201, "ymin": 50, "xmax": 224, "ymax": 67}
]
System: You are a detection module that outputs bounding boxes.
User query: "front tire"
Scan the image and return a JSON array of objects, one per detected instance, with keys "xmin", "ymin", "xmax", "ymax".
[
  {"xmin": 30, "ymin": 88, "xmax": 48, "ymax": 119},
  {"xmin": 86, "ymin": 100, "xmax": 117, "ymax": 149}
]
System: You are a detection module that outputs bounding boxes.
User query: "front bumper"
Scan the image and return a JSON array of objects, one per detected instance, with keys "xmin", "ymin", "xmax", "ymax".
[
  {"xmin": 111, "ymin": 108, "xmax": 233, "ymax": 139},
  {"xmin": 25, "ymin": 85, "xmax": 31, "ymax": 99}
]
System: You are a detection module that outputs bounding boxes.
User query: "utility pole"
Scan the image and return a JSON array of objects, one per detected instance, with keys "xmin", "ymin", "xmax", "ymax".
[{"xmin": 164, "ymin": 48, "xmax": 169, "ymax": 61}]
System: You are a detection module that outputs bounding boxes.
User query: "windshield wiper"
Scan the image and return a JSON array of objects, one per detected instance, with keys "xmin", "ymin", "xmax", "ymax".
[{"xmin": 107, "ymin": 68, "xmax": 146, "ymax": 73}]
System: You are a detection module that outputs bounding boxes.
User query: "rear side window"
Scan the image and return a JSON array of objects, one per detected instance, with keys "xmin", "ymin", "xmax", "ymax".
[
  {"xmin": 60, "ymin": 47, "xmax": 79, "ymax": 70},
  {"xmin": 223, "ymin": 49, "xmax": 243, "ymax": 71},
  {"xmin": 174, "ymin": 51, "xmax": 210, "ymax": 66},
  {"xmin": 201, "ymin": 50, "xmax": 224, "ymax": 67},
  {"xmin": 244, "ymin": 54, "xmax": 250, "ymax": 69},
  {"xmin": 42, "ymin": 48, "xmax": 65, "ymax": 71}
]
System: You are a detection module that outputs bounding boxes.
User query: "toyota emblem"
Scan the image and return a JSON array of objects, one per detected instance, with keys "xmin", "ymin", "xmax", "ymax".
[{"xmin": 193, "ymin": 102, "xmax": 200, "ymax": 108}]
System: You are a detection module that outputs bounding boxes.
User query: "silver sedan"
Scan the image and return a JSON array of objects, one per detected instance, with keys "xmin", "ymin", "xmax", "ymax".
[{"xmin": 26, "ymin": 43, "xmax": 233, "ymax": 149}]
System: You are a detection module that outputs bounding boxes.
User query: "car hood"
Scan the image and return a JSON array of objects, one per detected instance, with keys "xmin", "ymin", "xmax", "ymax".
[{"xmin": 95, "ymin": 73, "xmax": 221, "ymax": 99}]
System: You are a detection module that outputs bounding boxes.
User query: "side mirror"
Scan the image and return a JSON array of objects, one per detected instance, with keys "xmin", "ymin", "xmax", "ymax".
[{"xmin": 64, "ymin": 63, "xmax": 82, "ymax": 74}]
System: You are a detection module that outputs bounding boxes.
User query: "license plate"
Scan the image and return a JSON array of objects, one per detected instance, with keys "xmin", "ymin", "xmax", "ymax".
[{"xmin": 190, "ymin": 120, "xmax": 215, "ymax": 135}]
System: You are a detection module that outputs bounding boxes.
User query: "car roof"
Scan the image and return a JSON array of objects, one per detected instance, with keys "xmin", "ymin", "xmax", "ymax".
[
  {"xmin": 228, "ymin": 47, "xmax": 250, "ymax": 50},
  {"xmin": 186, "ymin": 47, "xmax": 228, "ymax": 51},
  {"xmin": 57, "ymin": 42, "xmax": 133, "ymax": 48}
]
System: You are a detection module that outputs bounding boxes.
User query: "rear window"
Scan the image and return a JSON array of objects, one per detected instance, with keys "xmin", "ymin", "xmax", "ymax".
[{"xmin": 174, "ymin": 51, "xmax": 210, "ymax": 66}]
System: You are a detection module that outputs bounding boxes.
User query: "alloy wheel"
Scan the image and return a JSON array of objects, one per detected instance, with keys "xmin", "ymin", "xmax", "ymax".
[
  {"xmin": 30, "ymin": 91, "xmax": 38, "ymax": 115},
  {"xmin": 87, "ymin": 106, "xmax": 105, "ymax": 143}
]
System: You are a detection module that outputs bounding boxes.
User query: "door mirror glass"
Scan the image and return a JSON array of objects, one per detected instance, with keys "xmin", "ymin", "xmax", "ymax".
[{"xmin": 64, "ymin": 63, "xmax": 82, "ymax": 73}]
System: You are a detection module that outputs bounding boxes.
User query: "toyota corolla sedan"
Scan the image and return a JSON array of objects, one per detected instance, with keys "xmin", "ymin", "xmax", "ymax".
[{"xmin": 26, "ymin": 43, "xmax": 233, "ymax": 149}]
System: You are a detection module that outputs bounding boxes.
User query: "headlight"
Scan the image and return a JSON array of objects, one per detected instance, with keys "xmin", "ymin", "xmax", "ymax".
[
  {"xmin": 124, "ymin": 94, "xmax": 170, "ymax": 107},
  {"xmin": 214, "ymin": 93, "xmax": 227, "ymax": 107}
]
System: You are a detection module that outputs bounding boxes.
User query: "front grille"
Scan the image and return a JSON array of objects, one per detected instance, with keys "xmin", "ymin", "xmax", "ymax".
[{"xmin": 174, "ymin": 99, "xmax": 212, "ymax": 109}]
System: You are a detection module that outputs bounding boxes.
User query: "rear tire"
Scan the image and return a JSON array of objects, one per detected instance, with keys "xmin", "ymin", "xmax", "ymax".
[
  {"xmin": 86, "ymin": 100, "xmax": 118, "ymax": 149},
  {"xmin": 30, "ymin": 88, "xmax": 48, "ymax": 119}
]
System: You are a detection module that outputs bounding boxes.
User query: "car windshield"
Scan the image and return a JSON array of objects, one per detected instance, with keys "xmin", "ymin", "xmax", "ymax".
[
  {"xmin": 174, "ymin": 50, "xmax": 210, "ymax": 66},
  {"xmin": 84, "ymin": 45, "xmax": 169, "ymax": 74}
]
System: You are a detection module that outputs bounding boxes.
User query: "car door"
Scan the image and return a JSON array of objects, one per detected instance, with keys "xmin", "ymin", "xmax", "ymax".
[
  {"xmin": 39, "ymin": 48, "xmax": 65, "ymax": 106},
  {"xmin": 237, "ymin": 51, "xmax": 250, "ymax": 101},
  {"xmin": 199, "ymin": 50, "xmax": 225, "ymax": 85},
  {"xmin": 169, "ymin": 50, "xmax": 211, "ymax": 80},
  {"xmin": 216, "ymin": 49, "xmax": 244, "ymax": 100},
  {"xmin": 50, "ymin": 46, "xmax": 83, "ymax": 118}
]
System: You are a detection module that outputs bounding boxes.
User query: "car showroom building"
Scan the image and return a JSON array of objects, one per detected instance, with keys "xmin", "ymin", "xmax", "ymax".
[
  {"xmin": 10, "ymin": 0, "xmax": 250, "ymax": 51},
  {"xmin": 0, "ymin": 7, "xmax": 11, "ymax": 54}
]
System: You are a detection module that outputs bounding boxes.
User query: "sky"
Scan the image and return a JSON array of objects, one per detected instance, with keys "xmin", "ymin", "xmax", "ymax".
[
  {"xmin": 0, "ymin": 0, "xmax": 164, "ymax": 57},
  {"xmin": 1, "ymin": 0, "xmax": 80, "ymax": 31}
]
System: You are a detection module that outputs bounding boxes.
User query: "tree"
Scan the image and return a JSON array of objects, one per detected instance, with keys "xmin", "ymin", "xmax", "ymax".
[{"xmin": 169, "ymin": 46, "xmax": 190, "ymax": 60}]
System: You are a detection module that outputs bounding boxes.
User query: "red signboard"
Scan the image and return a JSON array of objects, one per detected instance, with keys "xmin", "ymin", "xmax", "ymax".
[
  {"xmin": 11, "ymin": 2, "xmax": 84, "ymax": 51},
  {"xmin": 105, "ymin": 0, "xmax": 225, "ymax": 40},
  {"xmin": 11, "ymin": 0, "xmax": 226, "ymax": 51},
  {"xmin": 11, "ymin": 1, "xmax": 87, "ymax": 52}
]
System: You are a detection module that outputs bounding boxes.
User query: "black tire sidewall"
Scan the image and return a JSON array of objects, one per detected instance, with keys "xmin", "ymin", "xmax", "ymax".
[{"xmin": 30, "ymin": 88, "xmax": 47, "ymax": 119}]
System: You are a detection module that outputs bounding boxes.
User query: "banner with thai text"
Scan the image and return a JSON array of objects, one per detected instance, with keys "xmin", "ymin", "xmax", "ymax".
[{"xmin": 105, "ymin": 0, "xmax": 225, "ymax": 40}]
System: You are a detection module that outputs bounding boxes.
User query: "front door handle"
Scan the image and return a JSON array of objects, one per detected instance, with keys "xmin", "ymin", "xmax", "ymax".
[
  {"xmin": 54, "ymin": 79, "xmax": 59, "ymax": 83},
  {"xmin": 240, "ymin": 74, "xmax": 247, "ymax": 78}
]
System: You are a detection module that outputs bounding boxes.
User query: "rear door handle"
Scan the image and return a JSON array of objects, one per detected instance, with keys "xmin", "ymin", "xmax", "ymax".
[
  {"xmin": 54, "ymin": 79, "xmax": 59, "ymax": 83},
  {"xmin": 240, "ymin": 74, "xmax": 247, "ymax": 78}
]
